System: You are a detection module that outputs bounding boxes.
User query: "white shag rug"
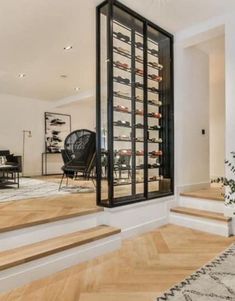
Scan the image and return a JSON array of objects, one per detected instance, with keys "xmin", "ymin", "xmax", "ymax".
[{"xmin": 0, "ymin": 178, "xmax": 94, "ymax": 203}]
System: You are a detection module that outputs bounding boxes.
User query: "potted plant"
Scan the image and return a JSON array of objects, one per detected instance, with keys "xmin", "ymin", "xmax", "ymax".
[{"xmin": 212, "ymin": 152, "xmax": 235, "ymax": 217}]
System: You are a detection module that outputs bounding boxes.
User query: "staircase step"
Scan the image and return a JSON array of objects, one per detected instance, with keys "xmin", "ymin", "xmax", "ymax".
[
  {"xmin": 179, "ymin": 194, "xmax": 224, "ymax": 213},
  {"xmin": 0, "ymin": 207, "xmax": 103, "ymax": 234},
  {"xmin": 180, "ymin": 188, "xmax": 224, "ymax": 201},
  {"xmin": 0, "ymin": 225, "xmax": 120, "ymax": 271},
  {"xmin": 170, "ymin": 207, "xmax": 231, "ymax": 222}
]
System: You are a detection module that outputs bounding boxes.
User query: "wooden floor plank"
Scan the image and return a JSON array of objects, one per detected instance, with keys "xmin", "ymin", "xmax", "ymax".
[
  {"xmin": 180, "ymin": 187, "xmax": 224, "ymax": 201},
  {"xmin": 0, "ymin": 225, "xmax": 120, "ymax": 271},
  {"xmin": 0, "ymin": 224, "xmax": 234, "ymax": 301},
  {"xmin": 0, "ymin": 177, "xmax": 99, "ymax": 233}
]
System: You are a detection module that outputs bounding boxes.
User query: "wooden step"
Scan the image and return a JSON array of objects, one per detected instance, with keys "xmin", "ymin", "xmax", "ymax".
[
  {"xmin": 180, "ymin": 188, "xmax": 224, "ymax": 201},
  {"xmin": 0, "ymin": 225, "xmax": 120, "ymax": 271},
  {"xmin": 170, "ymin": 207, "xmax": 231, "ymax": 222},
  {"xmin": 0, "ymin": 207, "xmax": 103, "ymax": 234}
]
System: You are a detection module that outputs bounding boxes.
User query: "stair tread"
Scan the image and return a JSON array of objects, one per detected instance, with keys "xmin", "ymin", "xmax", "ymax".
[
  {"xmin": 180, "ymin": 188, "xmax": 224, "ymax": 202},
  {"xmin": 170, "ymin": 207, "xmax": 231, "ymax": 222},
  {"xmin": 0, "ymin": 225, "xmax": 121, "ymax": 271},
  {"xmin": 0, "ymin": 207, "xmax": 103, "ymax": 234}
]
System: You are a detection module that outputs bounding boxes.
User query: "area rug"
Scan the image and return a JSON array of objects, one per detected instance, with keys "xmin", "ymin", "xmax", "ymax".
[
  {"xmin": 0, "ymin": 178, "xmax": 94, "ymax": 203},
  {"xmin": 156, "ymin": 244, "xmax": 235, "ymax": 301}
]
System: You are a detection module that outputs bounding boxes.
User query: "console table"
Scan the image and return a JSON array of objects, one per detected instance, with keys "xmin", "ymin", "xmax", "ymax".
[
  {"xmin": 0, "ymin": 165, "xmax": 20, "ymax": 188},
  {"xmin": 41, "ymin": 152, "xmax": 62, "ymax": 176}
]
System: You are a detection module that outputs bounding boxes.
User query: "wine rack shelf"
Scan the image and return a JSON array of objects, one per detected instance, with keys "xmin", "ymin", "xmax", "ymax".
[{"xmin": 97, "ymin": 0, "xmax": 174, "ymax": 207}]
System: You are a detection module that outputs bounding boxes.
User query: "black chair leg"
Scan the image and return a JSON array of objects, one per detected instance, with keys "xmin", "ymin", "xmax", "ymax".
[
  {"xmin": 17, "ymin": 172, "xmax": 19, "ymax": 188},
  {"xmin": 59, "ymin": 173, "xmax": 65, "ymax": 191}
]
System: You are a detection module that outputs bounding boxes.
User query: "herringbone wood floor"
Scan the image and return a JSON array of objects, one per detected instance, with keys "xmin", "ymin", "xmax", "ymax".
[
  {"xmin": 0, "ymin": 224, "xmax": 234, "ymax": 301},
  {"xmin": 0, "ymin": 177, "xmax": 98, "ymax": 232}
]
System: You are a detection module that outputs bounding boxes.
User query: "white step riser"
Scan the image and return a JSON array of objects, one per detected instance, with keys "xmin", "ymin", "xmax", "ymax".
[
  {"xmin": 179, "ymin": 196, "xmax": 224, "ymax": 213},
  {"xmin": 169, "ymin": 212, "xmax": 232, "ymax": 237},
  {"xmin": 0, "ymin": 212, "xmax": 103, "ymax": 251},
  {"xmin": 0, "ymin": 233, "xmax": 121, "ymax": 293}
]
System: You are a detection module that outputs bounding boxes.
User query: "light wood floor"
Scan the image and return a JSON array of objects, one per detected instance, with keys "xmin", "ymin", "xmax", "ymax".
[
  {"xmin": 0, "ymin": 176, "xmax": 98, "ymax": 233},
  {"xmin": 0, "ymin": 224, "xmax": 234, "ymax": 301},
  {"xmin": 180, "ymin": 185, "xmax": 224, "ymax": 201}
]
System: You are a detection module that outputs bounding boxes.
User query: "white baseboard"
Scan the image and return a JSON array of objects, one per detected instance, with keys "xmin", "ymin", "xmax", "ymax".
[
  {"xmin": 120, "ymin": 217, "xmax": 168, "ymax": 239},
  {"xmin": 103, "ymin": 196, "xmax": 175, "ymax": 238},
  {"xmin": 0, "ymin": 212, "xmax": 103, "ymax": 251},
  {"xmin": 0, "ymin": 233, "xmax": 121, "ymax": 293},
  {"xmin": 169, "ymin": 212, "xmax": 232, "ymax": 237}
]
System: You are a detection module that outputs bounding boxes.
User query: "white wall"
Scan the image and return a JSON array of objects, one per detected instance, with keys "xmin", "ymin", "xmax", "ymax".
[
  {"xmin": 209, "ymin": 44, "xmax": 225, "ymax": 178},
  {"xmin": 0, "ymin": 94, "xmax": 95, "ymax": 176},
  {"xmin": 175, "ymin": 44, "xmax": 210, "ymax": 189},
  {"xmin": 225, "ymin": 16, "xmax": 235, "ymax": 180}
]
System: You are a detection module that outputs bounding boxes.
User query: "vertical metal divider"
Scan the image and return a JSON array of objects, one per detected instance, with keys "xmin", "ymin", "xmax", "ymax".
[
  {"xmin": 131, "ymin": 24, "xmax": 136, "ymax": 197},
  {"xmin": 143, "ymin": 22, "xmax": 148, "ymax": 198},
  {"xmin": 170, "ymin": 37, "xmax": 174, "ymax": 194},
  {"xmin": 159, "ymin": 39, "xmax": 168, "ymax": 181},
  {"xmin": 96, "ymin": 6, "xmax": 102, "ymax": 206},
  {"xmin": 107, "ymin": 0, "xmax": 114, "ymax": 205}
]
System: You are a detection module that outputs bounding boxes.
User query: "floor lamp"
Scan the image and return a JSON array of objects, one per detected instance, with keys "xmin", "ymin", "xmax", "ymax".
[{"xmin": 22, "ymin": 130, "xmax": 32, "ymax": 177}]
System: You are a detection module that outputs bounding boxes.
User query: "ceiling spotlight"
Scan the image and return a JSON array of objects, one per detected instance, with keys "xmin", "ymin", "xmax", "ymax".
[
  {"xmin": 64, "ymin": 45, "xmax": 73, "ymax": 50},
  {"xmin": 74, "ymin": 87, "xmax": 80, "ymax": 91},
  {"xmin": 60, "ymin": 74, "xmax": 67, "ymax": 78},
  {"xmin": 18, "ymin": 73, "xmax": 26, "ymax": 78}
]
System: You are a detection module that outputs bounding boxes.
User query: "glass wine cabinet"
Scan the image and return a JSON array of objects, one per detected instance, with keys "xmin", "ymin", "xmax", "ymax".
[{"xmin": 96, "ymin": 0, "xmax": 174, "ymax": 207}]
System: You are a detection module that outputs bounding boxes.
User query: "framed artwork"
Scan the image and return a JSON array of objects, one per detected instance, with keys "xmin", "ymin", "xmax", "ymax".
[{"xmin": 45, "ymin": 112, "xmax": 71, "ymax": 153}]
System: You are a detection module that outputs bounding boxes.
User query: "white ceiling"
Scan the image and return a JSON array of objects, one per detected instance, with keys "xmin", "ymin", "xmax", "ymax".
[{"xmin": 0, "ymin": 0, "xmax": 234, "ymax": 101}]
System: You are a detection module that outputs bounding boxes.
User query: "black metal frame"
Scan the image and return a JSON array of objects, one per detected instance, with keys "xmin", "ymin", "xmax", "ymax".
[{"xmin": 96, "ymin": 0, "xmax": 174, "ymax": 208}]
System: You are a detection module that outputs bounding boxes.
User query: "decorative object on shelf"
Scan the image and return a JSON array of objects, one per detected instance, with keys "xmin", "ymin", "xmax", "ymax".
[
  {"xmin": 149, "ymin": 61, "xmax": 163, "ymax": 70},
  {"xmin": 114, "ymin": 90, "xmax": 131, "ymax": 100},
  {"xmin": 148, "ymin": 112, "xmax": 162, "ymax": 118},
  {"xmin": 149, "ymin": 74, "xmax": 162, "ymax": 82},
  {"xmin": 114, "ymin": 120, "xmax": 131, "ymax": 127},
  {"xmin": 148, "ymin": 99, "xmax": 162, "ymax": 106},
  {"xmin": 149, "ymin": 150, "xmax": 163, "ymax": 157},
  {"xmin": 114, "ymin": 46, "xmax": 130, "ymax": 55},
  {"xmin": 113, "ymin": 31, "xmax": 130, "ymax": 43},
  {"xmin": 45, "ymin": 112, "xmax": 71, "ymax": 154},
  {"xmin": 117, "ymin": 149, "xmax": 132, "ymax": 156},
  {"xmin": 136, "ymin": 150, "xmax": 144, "ymax": 156},
  {"xmin": 135, "ymin": 68, "xmax": 144, "ymax": 76},
  {"xmin": 149, "ymin": 125, "xmax": 161, "ymax": 130},
  {"xmin": 136, "ymin": 109, "xmax": 144, "ymax": 115},
  {"xmin": 114, "ymin": 105, "xmax": 130, "ymax": 113},
  {"xmin": 135, "ymin": 41, "xmax": 143, "ymax": 49},
  {"xmin": 135, "ymin": 123, "xmax": 144, "ymax": 129},
  {"xmin": 114, "ymin": 61, "xmax": 130, "ymax": 70},
  {"xmin": 113, "ymin": 76, "xmax": 130, "ymax": 85},
  {"xmin": 97, "ymin": 0, "xmax": 174, "ymax": 207},
  {"xmin": 149, "ymin": 138, "xmax": 162, "ymax": 143}
]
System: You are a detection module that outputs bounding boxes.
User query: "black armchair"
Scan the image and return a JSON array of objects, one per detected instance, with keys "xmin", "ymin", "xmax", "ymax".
[{"xmin": 59, "ymin": 130, "xmax": 96, "ymax": 190}]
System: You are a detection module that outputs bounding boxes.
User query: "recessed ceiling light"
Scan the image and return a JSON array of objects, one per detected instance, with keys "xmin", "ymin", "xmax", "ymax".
[
  {"xmin": 60, "ymin": 74, "xmax": 67, "ymax": 78},
  {"xmin": 64, "ymin": 45, "xmax": 73, "ymax": 50},
  {"xmin": 18, "ymin": 73, "xmax": 26, "ymax": 78},
  {"xmin": 74, "ymin": 87, "xmax": 80, "ymax": 91}
]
